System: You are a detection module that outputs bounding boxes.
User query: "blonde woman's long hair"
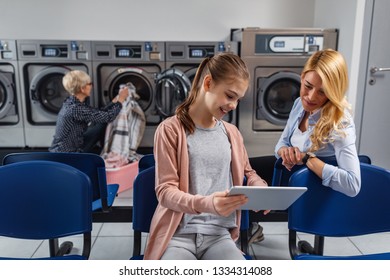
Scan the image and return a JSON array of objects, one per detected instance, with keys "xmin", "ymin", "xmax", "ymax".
[
  {"xmin": 303, "ymin": 49, "xmax": 351, "ymax": 152},
  {"xmin": 175, "ymin": 52, "xmax": 250, "ymax": 134}
]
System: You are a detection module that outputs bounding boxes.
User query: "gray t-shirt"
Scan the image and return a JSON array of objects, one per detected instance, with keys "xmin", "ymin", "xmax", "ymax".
[{"xmin": 176, "ymin": 120, "xmax": 237, "ymax": 235}]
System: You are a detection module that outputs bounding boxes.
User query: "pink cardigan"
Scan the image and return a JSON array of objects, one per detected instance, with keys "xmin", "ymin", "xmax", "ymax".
[{"xmin": 143, "ymin": 116, "xmax": 267, "ymax": 260}]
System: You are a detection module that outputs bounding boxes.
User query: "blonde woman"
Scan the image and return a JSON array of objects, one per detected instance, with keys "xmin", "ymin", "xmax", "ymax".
[
  {"xmin": 50, "ymin": 70, "xmax": 128, "ymax": 153},
  {"xmin": 275, "ymin": 49, "xmax": 360, "ymax": 197}
]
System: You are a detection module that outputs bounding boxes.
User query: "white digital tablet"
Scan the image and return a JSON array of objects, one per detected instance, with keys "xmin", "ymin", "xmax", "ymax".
[{"xmin": 228, "ymin": 186, "xmax": 307, "ymax": 210}]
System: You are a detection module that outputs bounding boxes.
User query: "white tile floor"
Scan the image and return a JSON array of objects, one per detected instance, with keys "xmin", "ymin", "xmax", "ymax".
[{"xmin": 1, "ymin": 188, "xmax": 389, "ymax": 259}]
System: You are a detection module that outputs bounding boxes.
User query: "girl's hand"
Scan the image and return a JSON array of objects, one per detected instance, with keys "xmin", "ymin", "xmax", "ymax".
[{"xmin": 212, "ymin": 190, "xmax": 248, "ymax": 217}]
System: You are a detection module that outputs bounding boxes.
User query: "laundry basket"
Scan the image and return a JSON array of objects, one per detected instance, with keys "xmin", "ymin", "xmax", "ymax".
[{"xmin": 106, "ymin": 161, "xmax": 139, "ymax": 193}]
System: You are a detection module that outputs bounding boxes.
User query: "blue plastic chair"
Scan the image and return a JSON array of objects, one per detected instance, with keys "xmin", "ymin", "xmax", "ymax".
[
  {"xmin": 3, "ymin": 152, "xmax": 119, "ymax": 257},
  {"xmin": 2, "ymin": 152, "xmax": 119, "ymax": 212},
  {"xmin": 138, "ymin": 154, "xmax": 155, "ymax": 173},
  {"xmin": 131, "ymin": 166, "xmax": 158, "ymax": 260},
  {"xmin": 0, "ymin": 160, "xmax": 92, "ymax": 259},
  {"xmin": 272, "ymin": 154, "xmax": 371, "ymax": 255},
  {"xmin": 131, "ymin": 154, "xmax": 157, "ymax": 259},
  {"xmin": 288, "ymin": 162, "xmax": 390, "ymax": 260}
]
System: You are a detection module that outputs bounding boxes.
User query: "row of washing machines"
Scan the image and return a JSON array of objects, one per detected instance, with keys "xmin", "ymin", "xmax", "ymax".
[
  {"xmin": 0, "ymin": 28, "xmax": 338, "ymax": 157},
  {"xmin": 0, "ymin": 40, "xmax": 238, "ymax": 150}
]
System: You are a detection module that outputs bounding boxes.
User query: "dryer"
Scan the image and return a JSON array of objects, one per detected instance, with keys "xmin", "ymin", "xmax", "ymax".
[
  {"xmin": 232, "ymin": 28, "xmax": 338, "ymax": 157},
  {"xmin": 91, "ymin": 41, "xmax": 170, "ymax": 151},
  {"xmin": 165, "ymin": 41, "xmax": 239, "ymax": 125},
  {"xmin": 0, "ymin": 39, "xmax": 25, "ymax": 147},
  {"xmin": 17, "ymin": 40, "xmax": 93, "ymax": 147}
]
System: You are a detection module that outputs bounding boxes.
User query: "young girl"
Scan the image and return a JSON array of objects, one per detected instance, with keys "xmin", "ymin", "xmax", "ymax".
[
  {"xmin": 275, "ymin": 49, "xmax": 361, "ymax": 197},
  {"xmin": 144, "ymin": 53, "xmax": 267, "ymax": 260},
  {"xmin": 49, "ymin": 70, "xmax": 128, "ymax": 153}
]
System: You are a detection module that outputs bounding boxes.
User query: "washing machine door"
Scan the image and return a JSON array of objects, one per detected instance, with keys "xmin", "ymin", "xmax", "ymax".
[
  {"xmin": 102, "ymin": 67, "xmax": 153, "ymax": 112},
  {"xmin": 0, "ymin": 71, "xmax": 15, "ymax": 119},
  {"xmin": 29, "ymin": 66, "xmax": 70, "ymax": 114},
  {"xmin": 183, "ymin": 67, "xmax": 198, "ymax": 84},
  {"xmin": 155, "ymin": 68, "xmax": 191, "ymax": 118},
  {"xmin": 257, "ymin": 71, "xmax": 301, "ymax": 126}
]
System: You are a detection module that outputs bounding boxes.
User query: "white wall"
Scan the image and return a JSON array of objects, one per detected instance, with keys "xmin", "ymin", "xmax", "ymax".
[
  {"xmin": 313, "ymin": 0, "xmax": 359, "ymax": 110},
  {"xmin": 354, "ymin": 0, "xmax": 374, "ymax": 148},
  {"xmin": 0, "ymin": 0, "xmax": 315, "ymax": 40},
  {"xmin": 0, "ymin": 0, "xmax": 363, "ymax": 111}
]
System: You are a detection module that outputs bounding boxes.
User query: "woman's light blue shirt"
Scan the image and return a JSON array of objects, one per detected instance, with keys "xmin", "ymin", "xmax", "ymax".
[{"xmin": 275, "ymin": 98, "xmax": 361, "ymax": 197}]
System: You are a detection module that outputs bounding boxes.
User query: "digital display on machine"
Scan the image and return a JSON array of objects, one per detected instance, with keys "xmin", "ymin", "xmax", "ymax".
[
  {"xmin": 41, "ymin": 45, "xmax": 67, "ymax": 58},
  {"xmin": 274, "ymin": 41, "xmax": 285, "ymax": 48},
  {"xmin": 191, "ymin": 49, "xmax": 204, "ymax": 57},
  {"xmin": 117, "ymin": 49, "xmax": 131, "ymax": 57},
  {"xmin": 43, "ymin": 48, "xmax": 59, "ymax": 57},
  {"xmin": 115, "ymin": 46, "xmax": 141, "ymax": 58}
]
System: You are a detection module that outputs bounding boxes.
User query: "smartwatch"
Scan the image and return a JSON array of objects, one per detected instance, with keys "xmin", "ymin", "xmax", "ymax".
[{"xmin": 302, "ymin": 152, "xmax": 316, "ymax": 165}]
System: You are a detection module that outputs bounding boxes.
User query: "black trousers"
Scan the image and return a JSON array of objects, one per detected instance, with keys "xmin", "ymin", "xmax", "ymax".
[{"xmin": 82, "ymin": 123, "xmax": 107, "ymax": 154}]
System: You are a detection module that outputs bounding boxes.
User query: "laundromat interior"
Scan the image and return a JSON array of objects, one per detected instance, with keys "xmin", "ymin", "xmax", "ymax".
[{"xmin": 1, "ymin": 0, "xmax": 390, "ymax": 260}]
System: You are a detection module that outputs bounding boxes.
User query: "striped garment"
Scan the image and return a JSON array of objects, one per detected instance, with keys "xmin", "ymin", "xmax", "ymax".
[{"xmin": 101, "ymin": 93, "xmax": 146, "ymax": 168}]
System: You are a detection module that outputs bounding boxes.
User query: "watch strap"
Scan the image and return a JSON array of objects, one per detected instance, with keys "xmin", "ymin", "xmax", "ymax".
[
  {"xmin": 302, "ymin": 153, "xmax": 310, "ymax": 165},
  {"xmin": 302, "ymin": 152, "xmax": 316, "ymax": 165}
]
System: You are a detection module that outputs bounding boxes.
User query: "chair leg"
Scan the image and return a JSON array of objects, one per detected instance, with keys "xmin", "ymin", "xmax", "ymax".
[
  {"xmin": 240, "ymin": 229, "xmax": 249, "ymax": 256},
  {"xmin": 313, "ymin": 235, "xmax": 325, "ymax": 255},
  {"xmin": 133, "ymin": 231, "xmax": 142, "ymax": 257},
  {"xmin": 288, "ymin": 229, "xmax": 299, "ymax": 259},
  {"xmin": 49, "ymin": 239, "xmax": 59, "ymax": 257}
]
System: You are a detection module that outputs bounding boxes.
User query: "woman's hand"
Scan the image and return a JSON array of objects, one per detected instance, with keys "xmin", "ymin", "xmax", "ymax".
[
  {"xmin": 114, "ymin": 87, "xmax": 130, "ymax": 103},
  {"xmin": 212, "ymin": 190, "xmax": 248, "ymax": 217},
  {"xmin": 278, "ymin": 146, "xmax": 305, "ymax": 171}
]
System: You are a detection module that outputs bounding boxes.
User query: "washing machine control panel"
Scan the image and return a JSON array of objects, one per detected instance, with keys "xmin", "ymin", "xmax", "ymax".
[
  {"xmin": 255, "ymin": 34, "xmax": 324, "ymax": 54},
  {"xmin": 42, "ymin": 47, "xmax": 64, "ymax": 57},
  {"xmin": 188, "ymin": 42, "xmax": 234, "ymax": 58},
  {"xmin": 92, "ymin": 42, "xmax": 164, "ymax": 61},
  {"xmin": 189, "ymin": 46, "xmax": 215, "ymax": 58},
  {"xmin": 166, "ymin": 42, "xmax": 238, "ymax": 61},
  {"xmin": 18, "ymin": 40, "xmax": 92, "ymax": 61},
  {"xmin": 116, "ymin": 45, "xmax": 142, "ymax": 58}
]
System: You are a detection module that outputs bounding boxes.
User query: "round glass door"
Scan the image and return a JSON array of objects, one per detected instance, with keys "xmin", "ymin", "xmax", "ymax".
[
  {"xmin": 155, "ymin": 68, "xmax": 190, "ymax": 117},
  {"xmin": 0, "ymin": 72, "xmax": 15, "ymax": 119},
  {"xmin": 106, "ymin": 72, "xmax": 153, "ymax": 111},
  {"xmin": 30, "ymin": 66, "xmax": 70, "ymax": 114},
  {"xmin": 258, "ymin": 71, "xmax": 301, "ymax": 125}
]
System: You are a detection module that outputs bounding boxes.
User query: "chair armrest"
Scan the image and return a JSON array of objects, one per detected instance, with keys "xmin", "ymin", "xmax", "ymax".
[
  {"xmin": 107, "ymin": 183, "xmax": 119, "ymax": 207},
  {"xmin": 92, "ymin": 183, "xmax": 119, "ymax": 211}
]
